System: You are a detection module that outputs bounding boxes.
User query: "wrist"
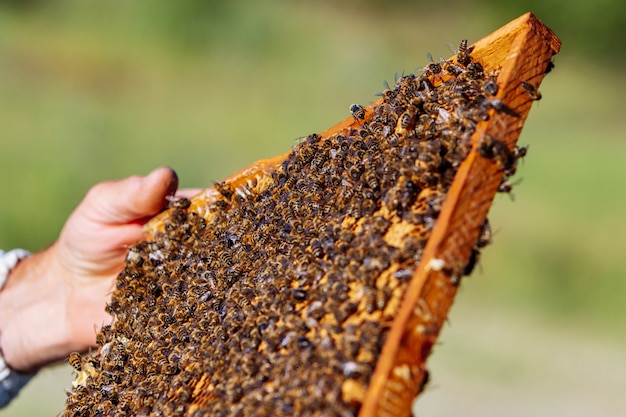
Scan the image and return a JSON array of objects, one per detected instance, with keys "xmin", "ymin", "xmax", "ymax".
[{"xmin": 0, "ymin": 245, "xmax": 74, "ymax": 372}]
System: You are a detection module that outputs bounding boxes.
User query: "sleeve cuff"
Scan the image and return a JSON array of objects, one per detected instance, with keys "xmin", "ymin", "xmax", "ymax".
[
  {"xmin": 0, "ymin": 249, "xmax": 31, "ymax": 289},
  {"xmin": 0, "ymin": 249, "xmax": 36, "ymax": 408}
]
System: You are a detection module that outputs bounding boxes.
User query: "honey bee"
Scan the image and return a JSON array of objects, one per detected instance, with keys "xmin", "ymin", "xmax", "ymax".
[
  {"xmin": 475, "ymin": 218, "xmax": 492, "ymax": 248},
  {"xmin": 363, "ymin": 285, "xmax": 377, "ymax": 314},
  {"xmin": 545, "ymin": 59, "xmax": 555, "ymax": 74},
  {"xmin": 214, "ymin": 181, "xmax": 233, "ymax": 200},
  {"xmin": 351, "ymin": 137, "xmax": 367, "ymax": 151},
  {"xmin": 310, "ymin": 239, "xmax": 324, "ymax": 258},
  {"xmin": 394, "ymin": 110, "xmax": 416, "ymax": 136},
  {"xmin": 219, "ymin": 251, "xmax": 233, "ymax": 266},
  {"xmin": 394, "ymin": 98, "xmax": 421, "ymax": 136},
  {"xmin": 291, "ymin": 288, "xmax": 307, "ymax": 301},
  {"xmin": 513, "ymin": 144, "xmax": 529, "ymax": 160},
  {"xmin": 424, "ymin": 52, "xmax": 442, "ymax": 75},
  {"xmin": 422, "ymin": 101, "xmax": 441, "ymax": 115},
  {"xmin": 346, "ymin": 200, "xmax": 363, "ymax": 219},
  {"xmin": 361, "ymin": 170, "xmax": 379, "ymax": 191},
  {"xmin": 376, "ymin": 286, "xmax": 393, "ymax": 311},
  {"xmin": 482, "ymin": 79, "xmax": 499, "ymax": 96},
  {"xmin": 96, "ymin": 332, "xmax": 106, "ymax": 347},
  {"xmin": 441, "ymin": 59, "xmax": 464, "ymax": 76},
  {"xmin": 348, "ymin": 164, "xmax": 364, "ymax": 181},
  {"xmin": 456, "ymin": 39, "xmax": 473, "ymax": 66},
  {"xmin": 466, "ymin": 61, "xmax": 484, "ymax": 79},
  {"xmin": 462, "ymin": 248, "xmax": 481, "ymax": 277},
  {"xmin": 477, "ymin": 134, "xmax": 514, "ymax": 173},
  {"xmin": 368, "ymin": 121, "xmax": 384, "ymax": 135},
  {"xmin": 69, "ymin": 352, "xmax": 82, "ymax": 372},
  {"xmin": 166, "ymin": 195, "xmax": 191, "ymax": 210},
  {"xmin": 369, "ymin": 215, "xmax": 390, "ymax": 235},
  {"xmin": 418, "ymin": 369, "xmax": 430, "ymax": 393},
  {"xmin": 311, "ymin": 151, "xmax": 327, "ymax": 169},
  {"xmin": 333, "ymin": 301, "xmax": 358, "ymax": 323},
  {"xmin": 497, "ymin": 177, "xmax": 523, "ymax": 199},
  {"xmin": 350, "ymin": 103, "xmax": 366, "ymax": 121},
  {"xmin": 520, "ymin": 81, "xmax": 542, "ymax": 100},
  {"xmin": 233, "ymin": 292, "xmax": 254, "ymax": 315}
]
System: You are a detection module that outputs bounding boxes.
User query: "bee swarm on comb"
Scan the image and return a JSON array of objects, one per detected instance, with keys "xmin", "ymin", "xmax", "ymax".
[{"xmin": 63, "ymin": 13, "xmax": 559, "ymax": 417}]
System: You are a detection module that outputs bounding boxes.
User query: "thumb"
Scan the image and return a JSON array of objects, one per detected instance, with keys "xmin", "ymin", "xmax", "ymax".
[{"xmin": 81, "ymin": 167, "xmax": 179, "ymax": 225}]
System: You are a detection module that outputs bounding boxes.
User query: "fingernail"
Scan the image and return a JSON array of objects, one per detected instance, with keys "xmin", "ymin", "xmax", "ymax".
[
  {"xmin": 144, "ymin": 167, "xmax": 178, "ymax": 196},
  {"xmin": 165, "ymin": 167, "xmax": 179, "ymax": 196}
]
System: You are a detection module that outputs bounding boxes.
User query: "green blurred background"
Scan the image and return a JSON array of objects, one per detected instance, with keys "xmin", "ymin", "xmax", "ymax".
[{"xmin": 1, "ymin": 0, "xmax": 625, "ymax": 415}]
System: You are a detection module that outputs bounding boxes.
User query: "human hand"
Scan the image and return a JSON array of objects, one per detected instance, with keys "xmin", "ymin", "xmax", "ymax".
[{"xmin": 0, "ymin": 167, "xmax": 200, "ymax": 372}]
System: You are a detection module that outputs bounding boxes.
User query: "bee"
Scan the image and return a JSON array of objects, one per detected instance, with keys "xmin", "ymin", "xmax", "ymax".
[
  {"xmin": 370, "ymin": 215, "xmax": 390, "ymax": 235},
  {"xmin": 292, "ymin": 288, "xmax": 307, "ymax": 301},
  {"xmin": 100, "ymin": 384, "xmax": 117, "ymax": 399},
  {"xmin": 466, "ymin": 61, "xmax": 484, "ymax": 79},
  {"xmin": 476, "ymin": 218, "xmax": 492, "ymax": 248},
  {"xmin": 346, "ymin": 200, "xmax": 363, "ymax": 219},
  {"xmin": 226, "ymin": 383, "xmax": 244, "ymax": 403},
  {"xmin": 456, "ymin": 39, "xmax": 473, "ymax": 66},
  {"xmin": 165, "ymin": 195, "xmax": 191, "ymax": 210},
  {"xmin": 308, "ymin": 198, "xmax": 322, "ymax": 214},
  {"xmin": 477, "ymin": 134, "xmax": 514, "ymax": 173},
  {"xmin": 397, "ymin": 176, "xmax": 419, "ymax": 212},
  {"xmin": 395, "ymin": 110, "xmax": 416, "ymax": 136},
  {"xmin": 424, "ymin": 52, "xmax": 442, "ymax": 75},
  {"xmin": 286, "ymin": 159, "xmax": 303, "ymax": 176},
  {"xmin": 310, "ymin": 238, "xmax": 324, "ymax": 258},
  {"xmin": 69, "ymin": 352, "xmax": 82, "ymax": 372},
  {"xmin": 462, "ymin": 248, "xmax": 481, "ymax": 277},
  {"xmin": 513, "ymin": 144, "xmax": 529, "ymax": 160},
  {"xmin": 441, "ymin": 85, "xmax": 467, "ymax": 104},
  {"xmin": 311, "ymin": 151, "xmax": 327, "ymax": 169},
  {"xmin": 376, "ymin": 79, "xmax": 398, "ymax": 101},
  {"xmin": 422, "ymin": 101, "xmax": 441, "ymax": 115},
  {"xmin": 417, "ymin": 146, "xmax": 442, "ymax": 172},
  {"xmin": 96, "ymin": 331, "xmax": 107, "ymax": 347},
  {"xmin": 482, "ymin": 79, "xmax": 499, "ymax": 96},
  {"xmin": 233, "ymin": 292, "xmax": 254, "ymax": 315},
  {"xmin": 293, "ymin": 179, "xmax": 308, "ymax": 195},
  {"xmin": 214, "ymin": 325, "xmax": 227, "ymax": 342},
  {"xmin": 545, "ymin": 59, "xmax": 555, "ymax": 74},
  {"xmin": 333, "ymin": 301, "xmax": 358, "ymax": 323},
  {"xmin": 394, "ymin": 98, "xmax": 421, "ymax": 136},
  {"xmin": 497, "ymin": 177, "xmax": 523, "ymax": 200},
  {"xmin": 376, "ymin": 286, "xmax": 393, "ymax": 311},
  {"xmin": 418, "ymin": 369, "xmax": 430, "ymax": 393},
  {"xmin": 520, "ymin": 81, "xmax": 542, "ymax": 100},
  {"xmin": 351, "ymin": 137, "xmax": 367, "ymax": 151},
  {"xmin": 348, "ymin": 164, "xmax": 364, "ymax": 181},
  {"xmin": 214, "ymin": 181, "xmax": 233, "ymax": 200},
  {"xmin": 350, "ymin": 103, "xmax": 366, "ymax": 121},
  {"xmin": 161, "ymin": 362, "xmax": 178, "ymax": 375},
  {"xmin": 219, "ymin": 251, "xmax": 233, "ymax": 267},
  {"xmin": 369, "ymin": 121, "xmax": 384, "ymax": 135},
  {"xmin": 363, "ymin": 285, "xmax": 377, "ymax": 314},
  {"xmin": 441, "ymin": 59, "xmax": 464, "ymax": 76}
]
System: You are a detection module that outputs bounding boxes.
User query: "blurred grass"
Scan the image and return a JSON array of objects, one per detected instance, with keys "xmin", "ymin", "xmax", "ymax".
[
  {"xmin": 0, "ymin": 1, "xmax": 624, "ymax": 415},
  {"xmin": 468, "ymin": 56, "xmax": 626, "ymax": 337}
]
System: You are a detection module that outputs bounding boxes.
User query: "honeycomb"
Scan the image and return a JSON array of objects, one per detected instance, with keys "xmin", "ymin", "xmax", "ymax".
[{"xmin": 63, "ymin": 13, "xmax": 560, "ymax": 417}]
